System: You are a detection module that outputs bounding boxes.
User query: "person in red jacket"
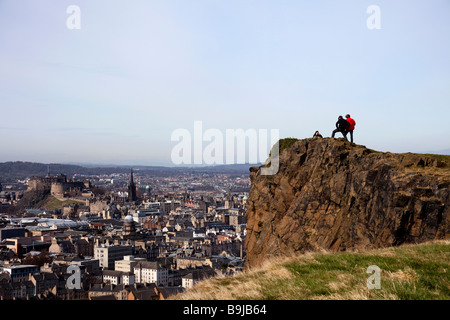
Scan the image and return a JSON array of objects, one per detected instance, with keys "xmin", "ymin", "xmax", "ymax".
[{"xmin": 345, "ymin": 114, "xmax": 356, "ymax": 143}]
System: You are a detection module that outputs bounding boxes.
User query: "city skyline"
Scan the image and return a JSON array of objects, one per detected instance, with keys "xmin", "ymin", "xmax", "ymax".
[{"xmin": 1, "ymin": 0, "xmax": 450, "ymax": 165}]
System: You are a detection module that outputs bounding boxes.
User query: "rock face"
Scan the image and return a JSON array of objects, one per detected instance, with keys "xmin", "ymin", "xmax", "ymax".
[{"xmin": 244, "ymin": 138, "xmax": 449, "ymax": 269}]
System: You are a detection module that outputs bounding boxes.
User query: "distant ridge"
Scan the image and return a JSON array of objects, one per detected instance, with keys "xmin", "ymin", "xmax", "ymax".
[
  {"xmin": 422, "ymin": 148, "xmax": 450, "ymax": 156},
  {"xmin": 0, "ymin": 161, "xmax": 259, "ymax": 182}
]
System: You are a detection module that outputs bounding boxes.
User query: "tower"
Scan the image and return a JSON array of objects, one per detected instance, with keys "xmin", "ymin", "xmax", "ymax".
[
  {"xmin": 128, "ymin": 168, "xmax": 137, "ymax": 202},
  {"xmin": 123, "ymin": 214, "xmax": 136, "ymax": 237}
]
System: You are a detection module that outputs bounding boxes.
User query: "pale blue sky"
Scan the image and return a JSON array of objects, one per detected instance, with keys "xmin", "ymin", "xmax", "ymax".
[{"xmin": 1, "ymin": 0, "xmax": 449, "ymax": 165}]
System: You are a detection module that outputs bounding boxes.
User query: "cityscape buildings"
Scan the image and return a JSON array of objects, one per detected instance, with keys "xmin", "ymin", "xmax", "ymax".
[{"xmin": 0, "ymin": 167, "xmax": 249, "ymax": 300}]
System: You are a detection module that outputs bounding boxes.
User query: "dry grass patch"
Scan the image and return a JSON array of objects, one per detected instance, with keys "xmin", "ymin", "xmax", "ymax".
[{"xmin": 172, "ymin": 241, "xmax": 450, "ymax": 300}]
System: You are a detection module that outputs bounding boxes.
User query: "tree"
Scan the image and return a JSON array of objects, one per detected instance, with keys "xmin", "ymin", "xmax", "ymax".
[{"xmin": 91, "ymin": 187, "xmax": 107, "ymax": 196}]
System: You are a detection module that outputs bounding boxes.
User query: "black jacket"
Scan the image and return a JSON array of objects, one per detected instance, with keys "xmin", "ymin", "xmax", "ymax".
[{"xmin": 336, "ymin": 118, "xmax": 349, "ymax": 130}]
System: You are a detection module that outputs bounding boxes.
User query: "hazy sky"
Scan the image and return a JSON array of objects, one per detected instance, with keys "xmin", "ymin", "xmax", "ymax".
[{"xmin": 1, "ymin": 0, "xmax": 449, "ymax": 165}]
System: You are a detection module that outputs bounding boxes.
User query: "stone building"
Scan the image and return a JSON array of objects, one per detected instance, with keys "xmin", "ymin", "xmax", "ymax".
[
  {"xmin": 102, "ymin": 270, "xmax": 135, "ymax": 286},
  {"xmin": 114, "ymin": 255, "xmax": 145, "ymax": 273},
  {"xmin": 181, "ymin": 270, "xmax": 215, "ymax": 289},
  {"xmin": 122, "ymin": 215, "xmax": 136, "ymax": 238},
  {"xmin": 94, "ymin": 244, "xmax": 133, "ymax": 270},
  {"xmin": 48, "ymin": 235, "xmax": 93, "ymax": 256},
  {"xmin": 27, "ymin": 174, "xmax": 91, "ymax": 199},
  {"xmin": 133, "ymin": 261, "xmax": 168, "ymax": 286}
]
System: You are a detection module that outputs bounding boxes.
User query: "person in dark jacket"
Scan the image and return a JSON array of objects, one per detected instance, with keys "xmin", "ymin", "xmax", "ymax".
[
  {"xmin": 331, "ymin": 116, "xmax": 349, "ymax": 140},
  {"xmin": 313, "ymin": 131, "xmax": 323, "ymax": 138}
]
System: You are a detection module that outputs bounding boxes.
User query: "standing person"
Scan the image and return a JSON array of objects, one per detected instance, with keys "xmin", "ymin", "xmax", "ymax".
[
  {"xmin": 345, "ymin": 114, "xmax": 356, "ymax": 143},
  {"xmin": 313, "ymin": 131, "xmax": 323, "ymax": 138},
  {"xmin": 331, "ymin": 116, "xmax": 349, "ymax": 140}
]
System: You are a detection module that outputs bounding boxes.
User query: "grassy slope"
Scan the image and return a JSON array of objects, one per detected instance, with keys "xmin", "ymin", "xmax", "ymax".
[
  {"xmin": 16, "ymin": 193, "xmax": 85, "ymax": 214},
  {"xmin": 172, "ymin": 241, "xmax": 450, "ymax": 300},
  {"xmin": 41, "ymin": 196, "xmax": 85, "ymax": 210}
]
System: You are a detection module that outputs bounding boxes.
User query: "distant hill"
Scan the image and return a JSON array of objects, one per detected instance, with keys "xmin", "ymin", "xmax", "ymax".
[
  {"xmin": 423, "ymin": 149, "xmax": 450, "ymax": 156},
  {"xmin": 0, "ymin": 161, "xmax": 258, "ymax": 182},
  {"xmin": 0, "ymin": 162, "xmax": 88, "ymax": 181}
]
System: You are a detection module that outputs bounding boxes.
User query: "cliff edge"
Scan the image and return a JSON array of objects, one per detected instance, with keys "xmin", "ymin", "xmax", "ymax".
[{"xmin": 244, "ymin": 138, "xmax": 449, "ymax": 269}]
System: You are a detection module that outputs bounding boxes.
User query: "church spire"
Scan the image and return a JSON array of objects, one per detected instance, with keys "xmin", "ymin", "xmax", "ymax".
[{"xmin": 128, "ymin": 168, "xmax": 137, "ymax": 202}]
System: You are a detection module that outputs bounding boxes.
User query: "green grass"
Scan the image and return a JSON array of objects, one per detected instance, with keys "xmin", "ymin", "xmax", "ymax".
[
  {"xmin": 265, "ymin": 138, "xmax": 299, "ymax": 163},
  {"xmin": 172, "ymin": 241, "xmax": 450, "ymax": 300},
  {"xmin": 278, "ymin": 138, "xmax": 299, "ymax": 155},
  {"xmin": 283, "ymin": 243, "xmax": 449, "ymax": 300},
  {"xmin": 42, "ymin": 196, "xmax": 85, "ymax": 210}
]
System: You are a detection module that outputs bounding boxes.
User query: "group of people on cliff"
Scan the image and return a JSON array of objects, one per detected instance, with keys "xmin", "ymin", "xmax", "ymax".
[{"xmin": 313, "ymin": 114, "xmax": 356, "ymax": 143}]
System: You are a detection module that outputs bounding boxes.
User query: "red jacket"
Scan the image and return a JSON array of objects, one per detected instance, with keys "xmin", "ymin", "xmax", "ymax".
[{"xmin": 346, "ymin": 117, "xmax": 356, "ymax": 130}]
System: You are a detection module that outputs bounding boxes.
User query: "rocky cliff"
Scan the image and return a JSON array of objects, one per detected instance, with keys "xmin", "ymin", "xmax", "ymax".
[{"xmin": 244, "ymin": 138, "xmax": 449, "ymax": 268}]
